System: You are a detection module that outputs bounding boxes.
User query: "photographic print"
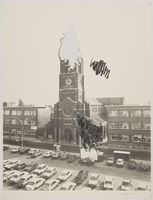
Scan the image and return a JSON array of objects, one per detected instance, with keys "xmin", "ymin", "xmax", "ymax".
[{"xmin": 1, "ymin": 0, "xmax": 152, "ymax": 199}]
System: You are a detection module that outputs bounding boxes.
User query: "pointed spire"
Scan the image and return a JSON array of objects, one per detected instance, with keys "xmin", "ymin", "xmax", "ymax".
[{"xmin": 58, "ymin": 25, "xmax": 82, "ymax": 69}]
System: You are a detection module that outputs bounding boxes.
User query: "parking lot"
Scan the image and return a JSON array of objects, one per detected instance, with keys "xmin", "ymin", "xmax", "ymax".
[{"xmin": 3, "ymin": 145, "xmax": 151, "ymax": 191}]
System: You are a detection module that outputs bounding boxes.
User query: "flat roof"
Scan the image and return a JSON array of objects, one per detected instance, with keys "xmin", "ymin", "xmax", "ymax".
[
  {"xmin": 113, "ymin": 150, "xmax": 130, "ymax": 154},
  {"xmin": 106, "ymin": 104, "xmax": 150, "ymax": 108}
]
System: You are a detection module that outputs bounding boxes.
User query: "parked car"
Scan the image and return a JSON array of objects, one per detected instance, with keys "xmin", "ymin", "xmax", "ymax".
[
  {"xmin": 120, "ymin": 179, "xmax": 132, "ymax": 191},
  {"xmin": 73, "ymin": 170, "xmax": 88, "ymax": 185},
  {"xmin": 3, "ymin": 145, "xmax": 9, "ymax": 151},
  {"xmin": 138, "ymin": 162, "xmax": 151, "ymax": 172},
  {"xmin": 4, "ymin": 160, "xmax": 20, "ymax": 170},
  {"xmin": 3, "ymin": 159, "xmax": 12, "ymax": 167},
  {"xmin": 17, "ymin": 174, "xmax": 38, "ymax": 188},
  {"xmin": 32, "ymin": 164, "xmax": 48, "ymax": 175},
  {"xmin": 58, "ymin": 169, "xmax": 72, "ymax": 181},
  {"xmin": 52, "ymin": 151, "xmax": 61, "ymax": 159},
  {"xmin": 14, "ymin": 162, "xmax": 27, "ymax": 171},
  {"xmin": 25, "ymin": 178, "xmax": 45, "ymax": 191},
  {"xmin": 67, "ymin": 155, "xmax": 76, "ymax": 163},
  {"xmin": 107, "ymin": 157, "xmax": 114, "ymax": 166},
  {"xmin": 80, "ymin": 187, "xmax": 92, "ymax": 191},
  {"xmin": 103, "ymin": 176, "xmax": 114, "ymax": 190},
  {"xmin": 3, "ymin": 170, "xmax": 17, "ymax": 182},
  {"xmin": 116, "ymin": 158, "xmax": 124, "ymax": 167},
  {"xmin": 31, "ymin": 151, "xmax": 42, "ymax": 158},
  {"xmin": 19, "ymin": 147, "xmax": 30, "ymax": 154},
  {"xmin": 9, "ymin": 171, "xmax": 29, "ymax": 184},
  {"xmin": 60, "ymin": 152, "xmax": 67, "ymax": 160},
  {"xmin": 59, "ymin": 182, "xmax": 77, "ymax": 191},
  {"xmin": 40, "ymin": 167, "xmax": 57, "ymax": 179},
  {"xmin": 43, "ymin": 151, "xmax": 53, "ymax": 158},
  {"xmin": 39, "ymin": 179, "xmax": 60, "ymax": 191},
  {"xmin": 11, "ymin": 146, "xmax": 21, "ymax": 153},
  {"xmin": 135, "ymin": 183, "xmax": 148, "ymax": 191},
  {"xmin": 24, "ymin": 162, "xmax": 38, "ymax": 173},
  {"xmin": 28, "ymin": 148, "xmax": 37, "ymax": 155},
  {"xmin": 88, "ymin": 173, "xmax": 100, "ymax": 188},
  {"xmin": 127, "ymin": 160, "xmax": 137, "ymax": 170}
]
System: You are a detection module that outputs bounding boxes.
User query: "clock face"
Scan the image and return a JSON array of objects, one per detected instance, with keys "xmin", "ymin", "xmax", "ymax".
[
  {"xmin": 65, "ymin": 78, "xmax": 72, "ymax": 86},
  {"xmin": 63, "ymin": 103, "xmax": 73, "ymax": 116}
]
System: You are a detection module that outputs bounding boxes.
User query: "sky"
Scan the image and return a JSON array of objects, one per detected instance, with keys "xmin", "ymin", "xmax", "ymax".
[{"xmin": 1, "ymin": 2, "xmax": 152, "ymax": 106}]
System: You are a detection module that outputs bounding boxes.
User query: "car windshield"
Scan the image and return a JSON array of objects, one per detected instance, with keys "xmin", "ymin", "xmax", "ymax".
[
  {"xmin": 122, "ymin": 181, "xmax": 130, "ymax": 186},
  {"xmin": 46, "ymin": 170, "xmax": 51, "ymax": 173},
  {"xmin": 38, "ymin": 166, "xmax": 43, "ymax": 169},
  {"xmin": 90, "ymin": 176, "xmax": 98, "ymax": 180},
  {"xmin": 44, "ymin": 183, "xmax": 50, "ymax": 187},
  {"xmin": 105, "ymin": 181, "xmax": 112, "ymax": 184},
  {"xmin": 12, "ymin": 175, "xmax": 18, "ymax": 178},
  {"xmin": 19, "ymin": 178, "xmax": 25, "ymax": 182},
  {"xmin": 60, "ymin": 172, "xmax": 66, "ymax": 176},
  {"xmin": 60, "ymin": 187, "xmax": 67, "ymax": 190},
  {"xmin": 108, "ymin": 158, "xmax": 113, "ymax": 161},
  {"xmin": 28, "ymin": 182, "xmax": 35, "ymax": 185},
  {"xmin": 138, "ymin": 187, "xmax": 145, "ymax": 190}
]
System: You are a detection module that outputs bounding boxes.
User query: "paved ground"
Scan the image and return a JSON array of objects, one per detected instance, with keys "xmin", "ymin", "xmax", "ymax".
[{"xmin": 3, "ymin": 145, "xmax": 151, "ymax": 191}]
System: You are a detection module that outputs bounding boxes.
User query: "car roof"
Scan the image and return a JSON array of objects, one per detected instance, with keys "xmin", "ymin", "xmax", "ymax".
[
  {"xmin": 62, "ymin": 182, "xmax": 76, "ymax": 187},
  {"xmin": 61, "ymin": 169, "xmax": 70, "ymax": 173},
  {"xmin": 104, "ymin": 176, "xmax": 113, "ymax": 181},
  {"xmin": 46, "ymin": 167, "xmax": 56, "ymax": 171},
  {"xmin": 38, "ymin": 164, "xmax": 46, "ymax": 167},
  {"xmin": 117, "ymin": 158, "xmax": 123, "ymax": 161},
  {"xmin": 122, "ymin": 179, "xmax": 130, "ymax": 183},
  {"xmin": 46, "ymin": 179, "xmax": 59, "ymax": 184},
  {"xmin": 90, "ymin": 173, "xmax": 99, "ymax": 178}
]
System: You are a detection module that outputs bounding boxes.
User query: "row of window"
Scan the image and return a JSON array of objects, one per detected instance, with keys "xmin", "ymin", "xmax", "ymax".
[
  {"xmin": 4, "ymin": 118, "xmax": 36, "ymax": 125},
  {"xmin": 4, "ymin": 110, "xmax": 37, "ymax": 116},
  {"xmin": 110, "ymin": 134, "xmax": 150, "ymax": 143},
  {"xmin": 109, "ymin": 110, "xmax": 150, "ymax": 117},
  {"xmin": 91, "ymin": 106, "xmax": 101, "ymax": 113},
  {"xmin": 109, "ymin": 122, "xmax": 150, "ymax": 130}
]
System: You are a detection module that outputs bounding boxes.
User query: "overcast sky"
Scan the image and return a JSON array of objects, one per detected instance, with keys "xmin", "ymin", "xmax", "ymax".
[{"xmin": 1, "ymin": 2, "xmax": 152, "ymax": 106}]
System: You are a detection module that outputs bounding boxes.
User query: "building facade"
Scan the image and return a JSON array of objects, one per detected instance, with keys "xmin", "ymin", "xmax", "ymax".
[
  {"xmin": 3, "ymin": 104, "xmax": 51, "ymax": 137},
  {"xmin": 106, "ymin": 105, "xmax": 151, "ymax": 146},
  {"xmin": 54, "ymin": 59, "xmax": 90, "ymax": 145}
]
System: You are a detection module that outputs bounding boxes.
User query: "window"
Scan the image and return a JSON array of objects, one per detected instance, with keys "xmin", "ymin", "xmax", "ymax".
[
  {"xmin": 111, "ymin": 135, "xmax": 129, "ymax": 142},
  {"xmin": 64, "ymin": 119, "xmax": 72, "ymax": 125},
  {"xmin": 143, "ymin": 123, "xmax": 150, "ymax": 130},
  {"xmin": 4, "ymin": 119, "xmax": 10, "ymax": 124},
  {"xmin": 92, "ymin": 107, "xmax": 94, "ymax": 112},
  {"xmin": 131, "ymin": 123, "xmax": 141, "ymax": 130},
  {"xmin": 109, "ymin": 122, "xmax": 129, "ymax": 129},
  {"xmin": 24, "ymin": 110, "xmax": 31, "ymax": 116},
  {"xmin": 31, "ymin": 110, "xmax": 36, "ymax": 116},
  {"xmin": 17, "ymin": 110, "xmax": 22, "ymax": 115},
  {"xmin": 11, "ymin": 110, "xmax": 17, "ymax": 115},
  {"xmin": 109, "ymin": 110, "xmax": 118, "ymax": 117},
  {"xmin": 30, "ymin": 120, "xmax": 36, "ymax": 125},
  {"xmin": 118, "ymin": 111, "xmax": 128, "ymax": 117},
  {"xmin": 24, "ymin": 118, "xmax": 30, "ymax": 125},
  {"xmin": 142, "ymin": 110, "xmax": 150, "ymax": 117},
  {"xmin": 4, "ymin": 110, "xmax": 10, "ymax": 115},
  {"xmin": 11, "ymin": 119, "xmax": 16, "ymax": 124},
  {"xmin": 131, "ymin": 110, "xmax": 141, "ymax": 117}
]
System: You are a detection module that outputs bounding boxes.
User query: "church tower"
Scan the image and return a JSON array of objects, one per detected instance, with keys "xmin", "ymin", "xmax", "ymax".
[{"xmin": 54, "ymin": 26, "xmax": 90, "ymax": 145}]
